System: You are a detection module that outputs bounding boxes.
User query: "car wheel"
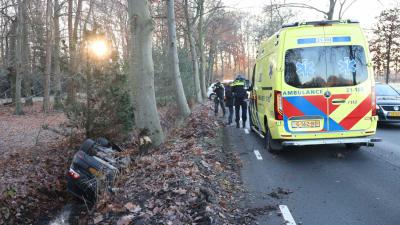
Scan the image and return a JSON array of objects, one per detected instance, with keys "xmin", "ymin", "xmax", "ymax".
[
  {"xmin": 209, "ymin": 94, "xmax": 216, "ymax": 100},
  {"xmin": 249, "ymin": 107, "xmax": 254, "ymax": 130},
  {"xmin": 264, "ymin": 121, "xmax": 282, "ymax": 153},
  {"xmin": 345, "ymin": 143, "xmax": 362, "ymax": 151}
]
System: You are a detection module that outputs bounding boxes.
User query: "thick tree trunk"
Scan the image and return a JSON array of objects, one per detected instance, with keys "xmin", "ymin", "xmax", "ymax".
[
  {"xmin": 7, "ymin": 20, "xmax": 17, "ymax": 102},
  {"xmin": 128, "ymin": 0, "xmax": 164, "ymax": 146},
  {"xmin": 21, "ymin": 3, "xmax": 30, "ymax": 101},
  {"xmin": 184, "ymin": 0, "xmax": 202, "ymax": 103},
  {"xmin": 15, "ymin": 0, "xmax": 25, "ymax": 115},
  {"xmin": 43, "ymin": 0, "xmax": 53, "ymax": 113},
  {"xmin": 66, "ymin": 0, "xmax": 82, "ymax": 105},
  {"xmin": 53, "ymin": 0, "xmax": 62, "ymax": 109},
  {"xmin": 197, "ymin": 0, "xmax": 207, "ymax": 98},
  {"xmin": 167, "ymin": 0, "xmax": 191, "ymax": 117}
]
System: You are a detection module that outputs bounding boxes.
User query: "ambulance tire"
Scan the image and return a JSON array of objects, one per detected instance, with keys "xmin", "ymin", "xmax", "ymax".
[
  {"xmin": 248, "ymin": 107, "xmax": 254, "ymax": 131},
  {"xmin": 345, "ymin": 143, "xmax": 361, "ymax": 151},
  {"xmin": 264, "ymin": 122, "xmax": 282, "ymax": 153}
]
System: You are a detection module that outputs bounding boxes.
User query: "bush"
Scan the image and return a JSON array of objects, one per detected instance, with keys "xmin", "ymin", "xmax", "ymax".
[{"xmin": 65, "ymin": 63, "xmax": 134, "ymax": 142}]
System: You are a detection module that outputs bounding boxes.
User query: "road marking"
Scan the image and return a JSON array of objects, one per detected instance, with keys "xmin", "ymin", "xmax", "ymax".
[
  {"xmin": 244, "ymin": 128, "xmax": 249, "ymax": 134},
  {"xmin": 254, "ymin": 150, "xmax": 263, "ymax": 160},
  {"xmin": 279, "ymin": 205, "xmax": 297, "ymax": 225}
]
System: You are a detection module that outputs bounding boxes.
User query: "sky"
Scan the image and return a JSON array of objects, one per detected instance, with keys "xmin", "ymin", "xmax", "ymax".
[{"xmin": 222, "ymin": 0, "xmax": 399, "ymax": 31}]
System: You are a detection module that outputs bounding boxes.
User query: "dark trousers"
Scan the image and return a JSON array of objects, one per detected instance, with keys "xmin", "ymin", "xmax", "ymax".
[
  {"xmin": 227, "ymin": 105, "xmax": 234, "ymax": 124},
  {"xmin": 235, "ymin": 99, "xmax": 247, "ymax": 124},
  {"xmin": 214, "ymin": 97, "xmax": 225, "ymax": 115}
]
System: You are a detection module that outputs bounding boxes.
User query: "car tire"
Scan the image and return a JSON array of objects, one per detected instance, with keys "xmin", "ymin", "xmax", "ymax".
[
  {"xmin": 209, "ymin": 94, "xmax": 216, "ymax": 101},
  {"xmin": 249, "ymin": 107, "xmax": 254, "ymax": 131},
  {"xmin": 345, "ymin": 143, "xmax": 362, "ymax": 151},
  {"xmin": 264, "ymin": 121, "xmax": 282, "ymax": 154},
  {"xmin": 80, "ymin": 139, "xmax": 96, "ymax": 155},
  {"xmin": 96, "ymin": 137, "xmax": 109, "ymax": 147}
]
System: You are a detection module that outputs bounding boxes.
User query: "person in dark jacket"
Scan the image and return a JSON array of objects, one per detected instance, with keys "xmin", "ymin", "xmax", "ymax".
[
  {"xmin": 231, "ymin": 75, "xmax": 248, "ymax": 128},
  {"xmin": 224, "ymin": 82, "xmax": 234, "ymax": 125},
  {"xmin": 213, "ymin": 80, "xmax": 225, "ymax": 116}
]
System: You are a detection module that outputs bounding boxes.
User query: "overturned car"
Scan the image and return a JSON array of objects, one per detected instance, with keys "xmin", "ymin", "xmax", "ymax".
[{"xmin": 67, "ymin": 138, "xmax": 129, "ymax": 204}]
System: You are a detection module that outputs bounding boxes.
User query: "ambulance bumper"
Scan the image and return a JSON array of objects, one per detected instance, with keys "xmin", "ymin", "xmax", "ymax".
[{"xmin": 282, "ymin": 137, "xmax": 382, "ymax": 147}]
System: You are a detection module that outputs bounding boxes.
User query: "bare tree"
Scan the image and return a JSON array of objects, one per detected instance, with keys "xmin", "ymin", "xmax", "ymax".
[
  {"xmin": 167, "ymin": 0, "xmax": 191, "ymax": 117},
  {"xmin": 370, "ymin": 8, "xmax": 400, "ymax": 84},
  {"xmin": 66, "ymin": 0, "xmax": 82, "ymax": 105},
  {"xmin": 43, "ymin": 0, "xmax": 53, "ymax": 112},
  {"xmin": 128, "ymin": 0, "xmax": 164, "ymax": 146},
  {"xmin": 267, "ymin": 0, "xmax": 357, "ymax": 20},
  {"xmin": 184, "ymin": 0, "xmax": 202, "ymax": 103},
  {"xmin": 197, "ymin": 0, "xmax": 207, "ymax": 98},
  {"xmin": 14, "ymin": 0, "xmax": 26, "ymax": 115},
  {"xmin": 53, "ymin": 0, "xmax": 62, "ymax": 109}
]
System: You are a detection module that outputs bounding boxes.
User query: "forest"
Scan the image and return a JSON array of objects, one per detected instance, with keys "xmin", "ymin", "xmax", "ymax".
[{"xmin": 1, "ymin": 0, "xmax": 400, "ymax": 224}]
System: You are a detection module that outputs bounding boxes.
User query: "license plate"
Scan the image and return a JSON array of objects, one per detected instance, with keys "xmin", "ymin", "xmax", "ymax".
[
  {"xmin": 389, "ymin": 111, "xmax": 400, "ymax": 117},
  {"xmin": 291, "ymin": 120, "xmax": 320, "ymax": 128}
]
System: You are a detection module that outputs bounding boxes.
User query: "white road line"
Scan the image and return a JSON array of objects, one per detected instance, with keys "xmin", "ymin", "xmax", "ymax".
[
  {"xmin": 244, "ymin": 128, "xmax": 249, "ymax": 134},
  {"xmin": 279, "ymin": 205, "xmax": 297, "ymax": 225},
  {"xmin": 254, "ymin": 150, "xmax": 263, "ymax": 160}
]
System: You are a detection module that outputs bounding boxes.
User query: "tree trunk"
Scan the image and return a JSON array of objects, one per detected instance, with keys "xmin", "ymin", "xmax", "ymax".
[
  {"xmin": 128, "ymin": 0, "xmax": 164, "ymax": 146},
  {"xmin": 43, "ymin": 0, "xmax": 53, "ymax": 113},
  {"xmin": 15, "ymin": 0, "xmax": 25, "ymax": 115},
  {"xmin": 21, "ymin": 2, "xmax": 30, "ymax": 102},
  {"xmin": 221, "ymin": 51, "xmax": 224, "ymax": 79},
  {"xmin": 386, "ymin": 37, "xmax": 392, "ymax": 84},
  {"xmin": 184, "ymin": 0, "xmax": 202, "ymax": 103},
  {"xmin": 167, "ymin": 0, "xmax": 191, "ymax": 117},
  {"xmin": 66, "ymin": 0, "xmax": 82, "ymax": 105},
  {"xmin": 197, "ymin": 0, "xmax": 207, "ymax": 98},
  {"xmin": 207, "ymin": 39, "xmax": 216, "ymax": 85},
  {"xmin": 53, "ymin": 0, "xmax": 62, "ymax": 109},
  {"xmin": 327, "ymin": 0, "xmax": 336, "ymax": 20}
]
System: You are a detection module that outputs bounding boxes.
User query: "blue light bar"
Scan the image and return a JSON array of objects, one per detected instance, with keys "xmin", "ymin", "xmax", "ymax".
[
  {"xmin": 332, "ymin": 36, "xmax": 351, "ymax": 42},
  {"xmin": 297, "ymin": 38, "xmax": 316, "ymax": 44},
  {"xmin": 297, "ymin": 36, "xmax": 352, "ymax": 45}
]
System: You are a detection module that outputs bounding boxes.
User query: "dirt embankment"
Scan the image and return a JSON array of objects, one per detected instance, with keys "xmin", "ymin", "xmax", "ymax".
[
  {"xmin": 0, "ymin": 103, "xmax": 75, "ymax": 225},
  {"xmin": 78, "ymin": 104, "xmax": 252, "ymax": 225}
]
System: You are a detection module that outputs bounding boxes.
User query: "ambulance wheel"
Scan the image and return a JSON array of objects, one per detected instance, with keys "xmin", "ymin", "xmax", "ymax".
[
  {"xmin": 264, "ymin": 123, "xmax": 282, "ymax": 153},
  {"xmin": 249, "ymin": 108, "xmax": 254, "ymax": 130},
  {"xmin": 345, "ymin": 143, "xmax": 361, "ymax": 151}
]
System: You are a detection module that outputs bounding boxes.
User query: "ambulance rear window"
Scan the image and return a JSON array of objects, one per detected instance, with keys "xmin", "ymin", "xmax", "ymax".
[{"xmin": 285, "ymin": 45, "xmax": 368, "ymax": 88}]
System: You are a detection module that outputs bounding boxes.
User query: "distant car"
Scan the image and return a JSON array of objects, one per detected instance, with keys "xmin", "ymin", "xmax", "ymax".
[
  {"xmin": 207, "ymin": 80, "xmax": 233, "ymax": 100},
  {"xmin": 376, "ymin": 83, "xmax": 400, "ymax": 123},
  {"xmin": 207, "ymin": 83, "xmax": 218, "ymax": 100}
]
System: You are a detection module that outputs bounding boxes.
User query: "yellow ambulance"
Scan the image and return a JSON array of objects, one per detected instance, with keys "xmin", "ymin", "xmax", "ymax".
[{"xmin": 249, "ymin": 20, "xmax": 381, "ymax": 153}]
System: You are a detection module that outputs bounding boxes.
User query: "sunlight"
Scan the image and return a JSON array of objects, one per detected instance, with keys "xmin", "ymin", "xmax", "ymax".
[{"xmin": 88, "ymin": 39, "xmax": 109, "ymax": 59}]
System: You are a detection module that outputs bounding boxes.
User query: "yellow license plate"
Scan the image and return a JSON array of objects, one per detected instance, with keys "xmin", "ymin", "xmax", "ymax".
[
  {"xmin": 291, "ymin": 120, "xmax": 320, "ymax": 128},
  {"xmin": 389, "ymin": 111, "xmax": 400, "ymax": 117}
]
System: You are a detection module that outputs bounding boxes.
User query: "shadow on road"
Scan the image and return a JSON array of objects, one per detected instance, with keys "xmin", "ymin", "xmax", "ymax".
[
  {"xmin": 377, "ymin": 122, "xmax": 400, "ymax": 130},
  {"xmin": 270, "ymin": 144, "xmax": 371, "ymax": 164}
]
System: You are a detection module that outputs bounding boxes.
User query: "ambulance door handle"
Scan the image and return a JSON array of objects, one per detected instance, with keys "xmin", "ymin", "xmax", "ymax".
[{"xmin": 332, "ymin": 99, "xmax": 346, "ymax": 105}]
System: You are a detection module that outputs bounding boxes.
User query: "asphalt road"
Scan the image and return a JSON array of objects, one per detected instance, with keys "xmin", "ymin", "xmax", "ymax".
[{"xmin": 226, "ymin": 121, "xmax": 400, "ymax": 225}]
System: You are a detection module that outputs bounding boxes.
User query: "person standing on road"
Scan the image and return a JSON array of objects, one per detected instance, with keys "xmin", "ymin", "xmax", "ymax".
[
  {"xmin": 231, "ymin": 75, "xmax": 248, "ymax": 128},
  {"xmin": 224, "ymin": 82, "xmax": 234, "ymax": 125},
  {"xmin": 213, "ymin": 80, "xmax": 225, "ymax": 117}
]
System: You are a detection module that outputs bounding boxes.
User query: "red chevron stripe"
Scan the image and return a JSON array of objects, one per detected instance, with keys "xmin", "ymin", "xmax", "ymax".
[
  {"xmin": 283, "ymin": 97, "xmax": 304, "ymax": 118},
  {"xmin": 329, "ymin": 94, "xmax": 352, "ymax": 114},
  {"xmin": 339, "ymin": 95, "xmax": 371, "ymax": 130},
  {"xmin": 303, "ymin": 95, "xmax": 327, "ymax": 114}
]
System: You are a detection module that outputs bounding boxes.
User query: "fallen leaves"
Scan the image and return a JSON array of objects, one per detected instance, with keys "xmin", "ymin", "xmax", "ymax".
[
  {"xmin": 87, "ymin": 103, "xmax": 246, "ymax": 224},
  {"xmin": 116, "ymin": 214, "xmax": 135, "ymax": 225}
]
